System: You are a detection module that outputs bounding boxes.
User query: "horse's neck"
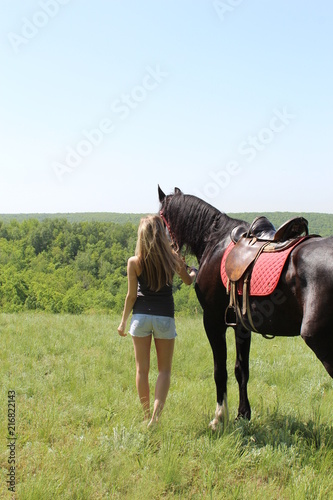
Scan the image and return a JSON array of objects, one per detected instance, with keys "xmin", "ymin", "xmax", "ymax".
[{"xmin": 180, "ymin": 209, "xmax": 235, "ymax": 262}]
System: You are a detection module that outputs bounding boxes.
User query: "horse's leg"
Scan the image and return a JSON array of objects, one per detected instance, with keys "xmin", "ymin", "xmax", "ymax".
[
  {"xmin": 234, "ymin": 326, "xmax": 252, "ymax": 419},
  {"xmin": 203, "ymin": 310, "xmax": 229, "ymax": 430}
]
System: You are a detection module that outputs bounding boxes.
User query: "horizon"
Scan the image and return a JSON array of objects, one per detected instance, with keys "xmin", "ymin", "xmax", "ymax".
[{"xmin": 2, "ymin": 208, "xmax": 333, "ymax": 216}]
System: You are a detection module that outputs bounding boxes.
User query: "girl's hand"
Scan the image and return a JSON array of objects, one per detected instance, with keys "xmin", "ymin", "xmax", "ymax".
[
  {"xmin": 117, "ymin": 323, "xmax": 127, "ymax": 337},
  {"xmin": 186, "ymin": 265, "xmax": 198, "ymax": 275}
]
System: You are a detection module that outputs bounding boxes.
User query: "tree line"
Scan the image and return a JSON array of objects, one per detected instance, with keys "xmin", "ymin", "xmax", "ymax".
[
  {"xmin": 0, "ymin": 218, "xmax": 199, "ymax": 315},
  {"xmin": 2, "ymin": 210, "xmax": 332, "ymax": 237}
]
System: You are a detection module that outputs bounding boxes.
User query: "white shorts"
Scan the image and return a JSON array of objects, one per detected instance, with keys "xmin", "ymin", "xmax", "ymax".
[{"xmin": 129, "ymin": 314, "xmax": 177, "ymax": 339}]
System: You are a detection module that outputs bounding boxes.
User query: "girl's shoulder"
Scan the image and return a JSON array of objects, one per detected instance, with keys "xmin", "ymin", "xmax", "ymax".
[{"xmin": 128, "ymin": 256, "xmax": 142, "ymax": 276}]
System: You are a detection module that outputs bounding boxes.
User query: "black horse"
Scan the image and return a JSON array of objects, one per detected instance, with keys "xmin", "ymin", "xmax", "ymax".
[{"xmin": 158, "ymin": 186, "xmax": 333, "ymax": 429}]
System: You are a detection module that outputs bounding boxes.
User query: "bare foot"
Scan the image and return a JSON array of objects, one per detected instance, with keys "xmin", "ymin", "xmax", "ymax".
[{"xmin": 147, "ymin": 417, "xmax": 158, "ymax": 429}]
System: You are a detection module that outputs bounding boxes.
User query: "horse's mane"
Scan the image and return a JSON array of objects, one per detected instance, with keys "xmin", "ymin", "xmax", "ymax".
[{"xmin": 166, "ymin": 193, "xmax": 245, "ymax": 259}]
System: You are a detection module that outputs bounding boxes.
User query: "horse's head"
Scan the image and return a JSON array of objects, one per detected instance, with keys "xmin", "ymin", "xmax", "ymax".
[
  {"xmin": 158, "ymin": 185, "xmax": 183, "ymax": 251},
  {"xmin": 158, "ymin": 185, "xmax": 232, "ymax": 261},
  {"xmin": 158, "ymin": 185, "xmax": 182, "ymax": 215}
]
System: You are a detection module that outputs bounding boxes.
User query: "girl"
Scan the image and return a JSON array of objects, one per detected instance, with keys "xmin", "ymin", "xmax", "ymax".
[{"xmin": 118, "ymin": 215, "xmax": 197, "ymax": 427}]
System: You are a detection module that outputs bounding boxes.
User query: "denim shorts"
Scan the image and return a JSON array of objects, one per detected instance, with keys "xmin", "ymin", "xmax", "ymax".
[{"xmin": 129, "ymin": 314, "xmax": 177, "ymax": 339}]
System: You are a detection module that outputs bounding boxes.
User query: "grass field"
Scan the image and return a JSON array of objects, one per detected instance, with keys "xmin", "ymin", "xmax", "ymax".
[{"xmin": 0, "ymin": 313, "xmax": 332, "ymax": 499}]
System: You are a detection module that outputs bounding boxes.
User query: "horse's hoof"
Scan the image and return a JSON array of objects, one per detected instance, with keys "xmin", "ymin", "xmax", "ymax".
[
  {"xmin": 208, "ymin": 418, "xmax": 220, "ymax": 431},
  {"xmin": 235, "ymin": 412, "xmax": 251, "ymax": 421},
  {"xmin": 209, "ymin": 418, "xmax": 229, "ymax": 432}
]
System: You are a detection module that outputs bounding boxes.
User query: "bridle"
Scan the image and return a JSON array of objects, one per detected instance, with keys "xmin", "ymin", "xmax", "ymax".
[{"xmin": 159, "ymin": 209, "xmax": 179, "ymax": 251}]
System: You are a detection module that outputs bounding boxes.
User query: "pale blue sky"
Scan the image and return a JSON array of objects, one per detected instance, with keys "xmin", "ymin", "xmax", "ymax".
[{"xmin": 1, "ymin": 0, "xmax": 332, "ymax": 214}]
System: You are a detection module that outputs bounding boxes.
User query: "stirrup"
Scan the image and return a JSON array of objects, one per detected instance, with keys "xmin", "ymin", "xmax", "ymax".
[{"xmin": 225, "ymin": 305, "xmax": 237, "ymax": 327}]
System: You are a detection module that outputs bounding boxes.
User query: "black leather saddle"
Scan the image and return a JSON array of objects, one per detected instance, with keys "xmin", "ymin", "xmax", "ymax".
[{"xmin": 231, "ymin": 216, "xmax": 309, "ymax": 244}]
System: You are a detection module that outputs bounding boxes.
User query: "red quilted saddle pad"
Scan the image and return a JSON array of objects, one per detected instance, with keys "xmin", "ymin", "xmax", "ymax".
[{"xmin": 220, "ymin": 238, "xmax": 306, "ymax": 296}]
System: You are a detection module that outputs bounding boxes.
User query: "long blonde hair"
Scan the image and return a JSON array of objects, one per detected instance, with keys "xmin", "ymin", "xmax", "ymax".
[{"xmin": 135, "ymin": 215, "xmax": 179, "ymax": 291}]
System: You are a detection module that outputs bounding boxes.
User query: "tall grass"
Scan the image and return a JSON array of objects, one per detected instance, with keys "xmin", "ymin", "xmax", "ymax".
[{"xmin": 0, "ymin": 313, "xmax": 332, "ymax": 499}]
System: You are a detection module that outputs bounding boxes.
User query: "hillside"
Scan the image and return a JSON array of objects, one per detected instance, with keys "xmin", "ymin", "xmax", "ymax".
[{"xmin": 0, "ymin": 217, "xmax": 198, "ymax": 315}]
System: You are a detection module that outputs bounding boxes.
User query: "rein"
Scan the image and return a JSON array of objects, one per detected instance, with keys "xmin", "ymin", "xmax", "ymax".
[{"xmin": 159, "ymin": 210, "xmax": 179, "ymax": 251}]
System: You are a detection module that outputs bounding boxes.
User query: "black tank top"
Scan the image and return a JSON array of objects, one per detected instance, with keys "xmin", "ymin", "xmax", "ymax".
[{"xmin": 132, "ymin": 274, "xmax": 174, "ymax": 317}]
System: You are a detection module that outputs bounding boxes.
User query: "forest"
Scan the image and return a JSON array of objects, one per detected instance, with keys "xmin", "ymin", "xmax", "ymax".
[
  {"xmin": 0, "ymin": 216, "xmax": 198, "ymax": 315},
  {"xmin": 0, "ymin": 211, "xmax": 332, "ymax": 315}
]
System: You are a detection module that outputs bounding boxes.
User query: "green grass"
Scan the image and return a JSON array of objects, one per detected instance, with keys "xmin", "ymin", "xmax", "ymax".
[{"xmin": 0, "ymin": 313, "xmax": 332, "ymax": 499}]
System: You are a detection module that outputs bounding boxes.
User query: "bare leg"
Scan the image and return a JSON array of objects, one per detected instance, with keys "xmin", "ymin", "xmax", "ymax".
[
  {"xmin": 149, "ymin": 338, "xmax": 175, "ymax": 426},
  {"xmin": 132, "ymin": 335, "xmax": 152, "ymax": 420}
]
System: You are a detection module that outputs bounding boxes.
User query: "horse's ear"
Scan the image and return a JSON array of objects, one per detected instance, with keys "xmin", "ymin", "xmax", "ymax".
[
  {"xmin": 174, "ymin": 187, "xmax": 182, "ymax": 194},
  {"xmin": 158, "ymin": 185, "xmax": 166, "ymax": 202}
]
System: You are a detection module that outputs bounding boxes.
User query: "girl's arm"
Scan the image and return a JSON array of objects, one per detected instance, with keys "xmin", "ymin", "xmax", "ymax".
[
  {"xmin": 176, "ymin": 255, "xmax": 197, "ymax": 285},
  {"xmin": 117, "ymin": 257, "xmax": 139, "ymax": 336}
]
